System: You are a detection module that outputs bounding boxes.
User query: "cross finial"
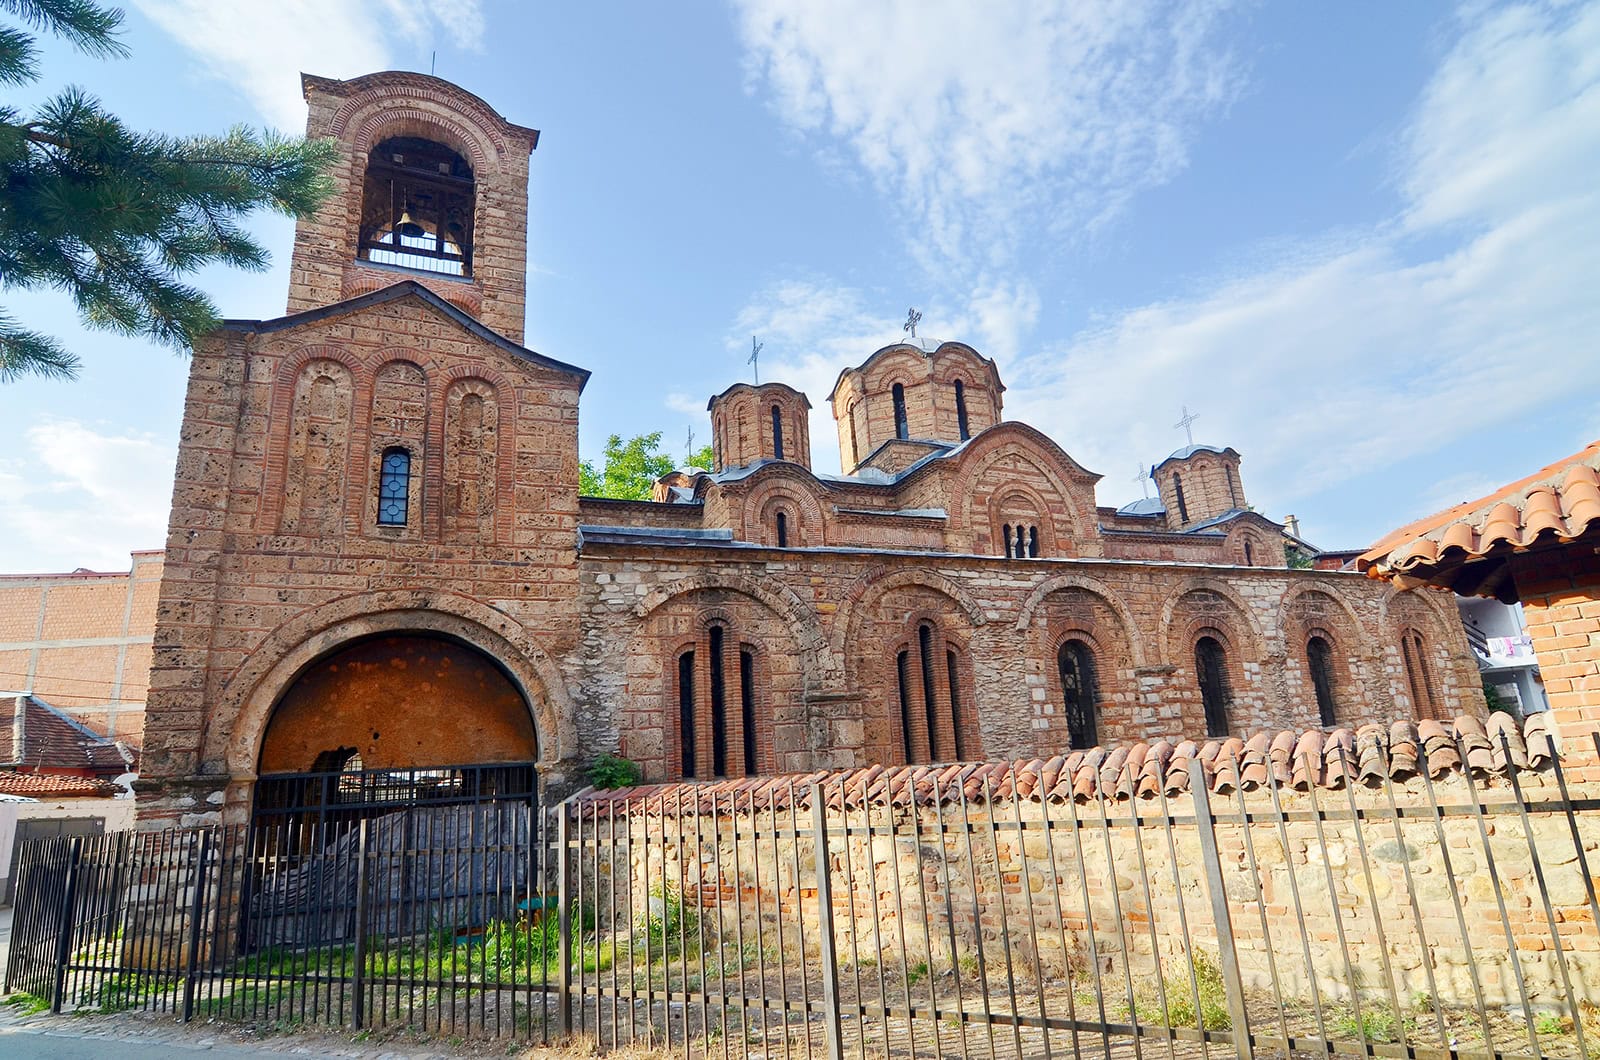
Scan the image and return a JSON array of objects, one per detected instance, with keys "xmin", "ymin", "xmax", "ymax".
[
  {"xmin": 904, "ymin": 307, "xmax": 922, "ymax": 339},
  {"xmin": 685, "ymin": 426, "xmax": 695, "ymax": 454},
  {"xmin": 1135, "ymin": 465, "xmax": 1151, "ymax": 499},
  {"xmin": 748, "ymin": 336, "xmax": 764, "ymax": 384},
  {"xmin": 1174, "ymin": 405, "xmax": 1200, "ymax": 446}
]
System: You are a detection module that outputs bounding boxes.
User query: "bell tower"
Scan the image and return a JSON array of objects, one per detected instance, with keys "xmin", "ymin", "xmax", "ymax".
[{"xmin": 286, "ymin": 72, "xmax": 540, "ymax": 343}]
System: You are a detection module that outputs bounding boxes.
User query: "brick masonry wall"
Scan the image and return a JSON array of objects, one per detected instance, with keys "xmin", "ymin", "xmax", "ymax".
[
  {"xmin": 0, "ymin": 551, "xmax": 162, "ymax": 747},
  {"xmin": 576, "ymin": 544, "xmax": 1484, "ymax": 782},
  {"xmin": 1514, "ymin": 546, "xmax": 1600, "ymax": 770}
]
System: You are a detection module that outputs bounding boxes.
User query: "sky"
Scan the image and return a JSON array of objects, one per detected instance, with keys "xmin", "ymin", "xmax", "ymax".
[{"xmin": 2, "ymin": 0, "xmax": 1598, "ymax": 573}]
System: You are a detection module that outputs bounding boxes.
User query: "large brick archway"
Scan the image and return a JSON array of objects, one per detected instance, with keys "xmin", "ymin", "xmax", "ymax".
[{"xmin": 257, "ymin": 633, "xmax": 538, "ymax": 774}]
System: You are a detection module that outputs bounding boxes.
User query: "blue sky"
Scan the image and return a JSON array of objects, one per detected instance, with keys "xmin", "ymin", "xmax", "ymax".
[{"xmin": 3, "ymin": 1, "xmax": 1597, "ymax": 572}]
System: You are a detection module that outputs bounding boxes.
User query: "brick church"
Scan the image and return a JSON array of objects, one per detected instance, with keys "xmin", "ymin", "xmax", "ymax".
[{"xmin": 136, "ymin": 72, "xmax": 1482, "ymax": 824}]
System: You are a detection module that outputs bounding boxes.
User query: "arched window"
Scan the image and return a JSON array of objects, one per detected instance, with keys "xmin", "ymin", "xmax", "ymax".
[
  {"xmin": 1001, "ymin": 523, "xmax": 1013, "ymax": 559},
  {"xmin": 1226, "ymin": 466, "xmax": 1240, "ymax": 508},
  {"xmin": 1173, "ymin": 472, "xmax": 1190, "ymax": 524},
  {"xmin": 895, "ymin": 621, "xmax": 968, "ymax": 763},
  {"xmin": 377, "ymin": 447, "xmax": 411, "ymax": 526},
  {"xmin": 1401, "ymin": 630, "xmax": 1439, "ymax": 719},
  {"xmin": 359, "ymin": 136, "xmax": 474, "ymax": 276},
  {"xmin": 1028, "ymin": 526, "xmax": 1040, "ymax": 558},
  {"xmin": 740, "ymin": 649, "xmax": 757, "ymax": 775},
  {"xmin": 678, "ymin": 651, "xmax": 697, "ymax": 778},
  {"xmin": 771, "ymin": 405, "xmax": 784, "ymax": 460},
  {"xmin": 955, "ymin": 380, "xmax": 970, "ymax": 440},
  {"xmin": 848, "ymin": 408, "xmax": 861, "ymax": 466},
  {"xmin": 1058, "ymin": 640, "xmax": 1099, "ymax": 750},
  {"xmin": 709, "ymin": 625, "xmax": 728, "ymax": 777},
  {"xmin": 892, "ymin": 383, "xmax": 909, "ymax": 440},
  {"xmin": 946, "ymin": 649, "xmax": 966, "ymax": 760},
  {"xmin": 1307, "ymin": 635, "xmax": 1337, "ymax": 727},
  {"xmin": 676, "ymin": 626, "xmax": 762, "ymax": 779},
  {"xmin": 1195, "ymin": 635, "xmax": 1232, "ymax": 737},
  {"xmin": 775, "ymin": 510, "xmax": 788, "ymax": 548},
  {"xmin": 1243, "ymin": 539, "xmax": 1255, "ymax": 566}
]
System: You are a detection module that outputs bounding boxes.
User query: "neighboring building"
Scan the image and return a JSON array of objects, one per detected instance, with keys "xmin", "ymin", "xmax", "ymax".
[
  {"xmin": 133, "ymin": 71, "xmax": 1484, "ymax": 827},
  {"xmin": 0, "ymin": 693, "xmax": 134, "ymax": 781},
  {"xmin": 1457, "ymin": 597, "xmax": 1547, "ymax": 716},
  {"xmin": 1360, "ymin": 439, "xmax": 1600, "ymax": 762},
  {"xmin": 0, "ymin": 551, "xmax": 161, "ymax": 747}
]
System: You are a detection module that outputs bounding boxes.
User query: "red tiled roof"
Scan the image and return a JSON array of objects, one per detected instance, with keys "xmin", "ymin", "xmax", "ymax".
[
  {"xmin": 0, "ymin": 695, "xmax": 132, "ymax": 775},
  {"xmin": 0, "ymin": 770, "xmax": 119, "ymax": 798},
  {"xmin": 572, "ymin": 712, "xmax": 1552, "ymax": 813},
  {"xmin": 1358, "ymin": 440, "xmax": 1600, "ymax": 600}
]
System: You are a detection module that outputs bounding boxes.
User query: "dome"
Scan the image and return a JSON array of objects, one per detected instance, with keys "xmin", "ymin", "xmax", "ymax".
[{"xmin": 1117, "ymin": 496, "xmax": 1166, "ymax": 516}]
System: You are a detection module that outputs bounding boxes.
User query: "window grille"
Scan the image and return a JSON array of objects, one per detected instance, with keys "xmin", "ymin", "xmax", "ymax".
[
  {"xmin": 1058, "ymin": 640, "xmax": 1099, "ymax": 750},
  {"xmin": 378, "ymin": 448, "xmax": 411, "ymax": 525},
  {"xmin": 1195, "ymin": 635, "xmax": 1232, "ymax": 737},
  {"xmin": 1308, "ymin": 635, "xmax": 1338, "ymax": 726}
]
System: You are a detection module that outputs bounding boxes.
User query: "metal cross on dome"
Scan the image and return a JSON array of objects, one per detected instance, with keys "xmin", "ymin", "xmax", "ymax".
[
  {"xmin": 904, "ymin": 307, "xmax": 922, "ymax": 338},
  {"xmin": 1174, "ymin": 405, "xmax": 1200, "ymax": 446},
  {"xmin": 748, "ymin": 336, "xmax": 763, "ymax": 384},
  {"xmin": 1134, "ymin": 465, "xmax": 1151, "ymax": 499}
]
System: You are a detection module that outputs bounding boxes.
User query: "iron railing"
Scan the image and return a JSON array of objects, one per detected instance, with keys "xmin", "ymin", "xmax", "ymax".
[{"xmin": 6, "ymin": 731, "xmax": 1599, "ymax": 1058}]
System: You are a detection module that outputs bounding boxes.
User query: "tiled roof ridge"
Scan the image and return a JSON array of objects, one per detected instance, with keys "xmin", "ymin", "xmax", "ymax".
[
  {"xmin": 1360, "ymin": 440, "xmax": 1600, "ymax": 579},
  {"xmin": 570, "ymin": 712, "xmax": 1557, "ymax": 813}
]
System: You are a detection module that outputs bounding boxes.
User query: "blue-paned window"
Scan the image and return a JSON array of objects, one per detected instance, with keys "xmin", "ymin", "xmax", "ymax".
[{"xmin": 378, "ymin": 448, "xmax": 411, "ymax": 525}]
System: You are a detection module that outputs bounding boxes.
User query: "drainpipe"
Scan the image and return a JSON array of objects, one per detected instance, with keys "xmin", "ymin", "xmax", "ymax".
[{"xmin": 11, "ymin": 693, "xmax": 25, "ymax": 767}]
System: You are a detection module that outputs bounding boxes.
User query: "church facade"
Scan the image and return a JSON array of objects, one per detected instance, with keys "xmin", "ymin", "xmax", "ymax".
[{"xmin": 137, "ymin": 72, "xmax": 1482, "ymax": 824}]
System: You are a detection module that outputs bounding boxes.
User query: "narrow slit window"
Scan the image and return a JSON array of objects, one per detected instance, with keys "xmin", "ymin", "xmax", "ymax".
[
  {"xmin": 709, "ymin": 626, "xmax": 727, "ymax": 777},
  {"xmin": 378, "ymin": 447, "xmax": 411, "ymax": 526},
  {"xmin": 892, "ymin": 383, "xmax": 909, "ymax": 440},
  {"xmin": 771, "ymin": 405, "xmax": 784, "ymax": 461},
  {"xmin": 1308, "ymin": 636, "xmax": 1337, "ymax": 727},
  {"xmin": 1226, "ymin": 466, "xmax": 1239, "ymax": 508},
  {"xmin": 1195, "ymin": 635, "xmax": 1232, "ymax": 737},
  {"xmin": 946, "ymin": 649, "xmax": 965, "ymax": 760},
  {"xmin": 955, "ymin": 380, "xmax": 970, "ymax": 440},
  {"xmin": 1028, "ymin": 526, "xmax": 1039, "ymax": 558},
  {"xmin": 1244, "ymin": 539, "xmax": 1255, "ymax": 566},
  {"xmin": 775, "ymin": 510, "xmax": 788, "ymax": 548},
  {"xmin": 678, "ymin": 651, "xmax": 696, "ymax": 778},
  {"xmin": 1002, "ymin": 523, "xmax": 1013, "ymax": 559},
  {"xmin": 919, "ymin": 623, "xmax": 940, "ymax": 761},
  {"xmin": 1173, "ymin": 472, "xmax": 1190, "ymax": 524},
  {"xmin": 740, "ymin": 649, "xmax": 757, "ymax": 776},
  {"xmin": 896, "ymin": 650, "xmax": 914, "ymax": 764}
]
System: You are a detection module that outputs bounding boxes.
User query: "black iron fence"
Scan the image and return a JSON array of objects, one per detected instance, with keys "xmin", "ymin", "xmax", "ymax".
[{"xmin": 6, "ymin": 729, "xmax": 1600, "ymax": 1058}]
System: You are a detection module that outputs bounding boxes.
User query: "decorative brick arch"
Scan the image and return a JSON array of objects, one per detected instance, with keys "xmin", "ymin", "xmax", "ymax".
[
  {"xmin": 1158, "ymin": 578, "xmax": 1267, "ymax": 667},
  {"xmin": 635, "ymin": 573, "xmax": 834, "ymax": 686},
  {"xmin": 213, "ymin": 589, "xmax": 574, "ymax": 785},
  {"xmin": 1278, "ymin": 582, "xmax": 1370, "ymax": 645},
  {"xmin": 834, "ymin": 569, "xmax": 988, "ymax": 668},
  {"xmin": 743, "ymin": 474, "xmax": 826, "ymax": 547},
  {"xmin": 1014, "ymin": 573, "xmax": 1148, "ymax": 667}
]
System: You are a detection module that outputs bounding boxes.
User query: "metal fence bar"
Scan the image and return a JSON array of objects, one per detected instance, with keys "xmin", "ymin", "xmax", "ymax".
[
  {"xmin": 1189, "ymin": 763, "xmax": 1252, "ymax": 1060},
  {"xmin": 810, "ymin": 781, "xmax": 845, "ymax": 1060}
]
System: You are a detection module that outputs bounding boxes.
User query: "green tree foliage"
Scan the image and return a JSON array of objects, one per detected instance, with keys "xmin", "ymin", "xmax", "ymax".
[
  {"xmin": 0, "ymin": 0, "xmax": 338, "ymax": 382},
  {"xmin": 684, "ymin": 442, "xmax": 714, "ymax": 471},
  {"xmin": 580, "ymin": 432, "xmax": 677, "ymax": 500}
]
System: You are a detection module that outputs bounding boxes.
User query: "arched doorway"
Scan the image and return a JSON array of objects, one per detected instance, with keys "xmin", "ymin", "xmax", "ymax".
[
  {"xmin": 1057, "ymin": 640, "xmax": 1099, "ymax": 750},
  {"xmin": 253, "ymin": 633, "xmax": 539, "ymax": 835}
]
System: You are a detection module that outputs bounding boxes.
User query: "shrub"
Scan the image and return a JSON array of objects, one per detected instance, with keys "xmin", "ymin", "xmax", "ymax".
[{"xmin": 587, "ymin": 754, "xmax": 643, "ymax": 789}]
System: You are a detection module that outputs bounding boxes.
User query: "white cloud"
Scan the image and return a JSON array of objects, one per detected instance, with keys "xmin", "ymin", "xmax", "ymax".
[
  {"xmin": 733, "ymin": 0, "xmax": 1242, "ymax": 267},
  {"xmin": 1000, "ymin": 2, "xmax": 1600, "ymax": 539},
  {"xmin": 0, "ymin": 421, "xmax": 176, "ymax": 573},
  {"xmin": 132, "ymin": 0, "xmax": 486, "ymax": 130}
]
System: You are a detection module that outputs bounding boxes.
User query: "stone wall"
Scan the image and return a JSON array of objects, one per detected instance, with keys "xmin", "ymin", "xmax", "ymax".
[
  {"xmin": 573, "ymin": 738, "xmax": 1600, "ymax": 1019},
  {"xmin": 576, "ymin": 542, "xmax": 1485, "ymax": 782}
]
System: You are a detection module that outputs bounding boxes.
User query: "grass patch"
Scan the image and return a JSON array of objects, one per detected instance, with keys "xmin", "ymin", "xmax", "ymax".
[
  {"xmin": 5, "ymin": 992, "xmax": 49, "ymax": 1015},
  {"xmin": 1331, "ymin": 1003, "xmax": 1415, "ymax": 1044},
  {"xmin": 1115, "ymin": 952, "xmax": 1231, "ymax": 1031}
]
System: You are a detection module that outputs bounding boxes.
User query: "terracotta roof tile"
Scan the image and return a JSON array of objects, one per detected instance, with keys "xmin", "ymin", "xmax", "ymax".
[
  {"xmin": 0, "ymin": 695, "xmax": 131, "ymax": 775},
  {"xmin": 0, "ymin": 770, "xmax": 118, "ymax": 797},
  {"xmin": 573, "ymin": 711, "xmax": 1564, "ymax": 816},
  {"xmin": 1359, "ymin": 440, "xmax": 1600, "ymax": 600}
]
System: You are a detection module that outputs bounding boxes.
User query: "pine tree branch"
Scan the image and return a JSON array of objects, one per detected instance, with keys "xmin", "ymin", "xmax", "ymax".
[{"xmin": 0, "ymin": 310, "xmax": 80, "ymax": 380}]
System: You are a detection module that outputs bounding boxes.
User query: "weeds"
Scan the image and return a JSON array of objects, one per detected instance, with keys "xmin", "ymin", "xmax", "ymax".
[
  {"xmin": 1332, "ymin": 1003, "xmax": 1415, "ymax": 1044},
  {"xmin": 5, "ymin": 992, "xmax": 49, "ymax": 1016}
]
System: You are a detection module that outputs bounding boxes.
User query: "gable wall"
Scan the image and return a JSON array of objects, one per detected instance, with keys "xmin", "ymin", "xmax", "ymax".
[{"xmin": 139, "ymin": 296, "xmax": 583, "ymax": 823}]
